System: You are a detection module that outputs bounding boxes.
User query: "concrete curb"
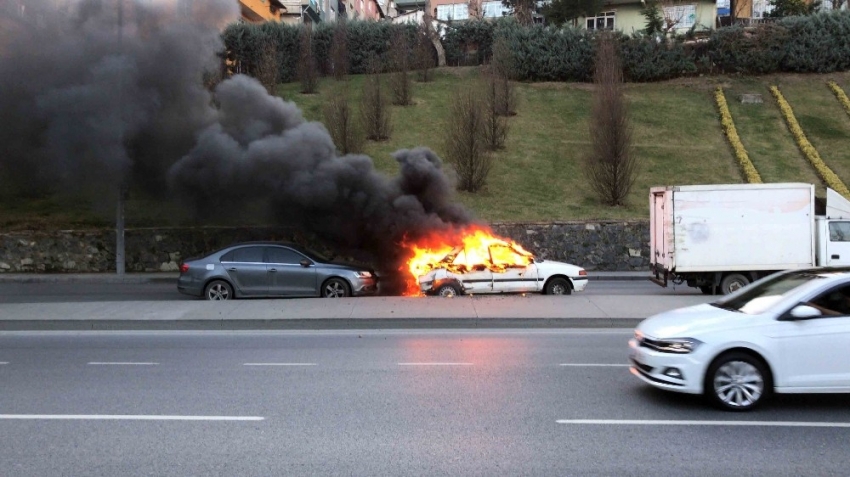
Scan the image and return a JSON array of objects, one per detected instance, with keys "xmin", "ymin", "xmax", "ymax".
[
  {"xmin": 0, "ymin": 273, "xmax": 649, "ymax": 284},
  {"xmin": 0, "ymin": 318, "xmax": 642, "ymax": 331}
]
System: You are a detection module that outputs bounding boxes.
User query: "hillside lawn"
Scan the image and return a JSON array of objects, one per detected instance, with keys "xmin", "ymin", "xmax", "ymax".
[{"xmin": 2, "ymin": 70, "xmax": 850, "ymax": 230}]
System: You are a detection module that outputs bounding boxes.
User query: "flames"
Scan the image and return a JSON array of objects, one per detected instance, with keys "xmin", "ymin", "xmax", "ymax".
[{"xmin": 400, "ymin": 226, "xmax": 534, "ymax": 295}]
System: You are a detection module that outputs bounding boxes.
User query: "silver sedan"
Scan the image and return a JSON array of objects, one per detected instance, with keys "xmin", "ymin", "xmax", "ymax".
[{"xmin": 177, "ymin": 242, "xmax": 378, "ymax": 300}]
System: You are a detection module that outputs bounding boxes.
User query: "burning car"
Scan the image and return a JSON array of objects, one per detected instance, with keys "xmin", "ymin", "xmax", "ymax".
[{"xmin": 407, "ymin": 229, "xmax": 588, "ymax": 297}]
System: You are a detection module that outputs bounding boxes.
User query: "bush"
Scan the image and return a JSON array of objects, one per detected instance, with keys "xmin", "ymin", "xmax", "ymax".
[
  {"xmin": 219, "ymin": 13, "xmax": 850, "ymax": 85},
  {"xmin": 444, "ymin": 85, "xmax": 491, "ymax": 192},
  {"xmin": 323, "ymin": 88, "xmax": 364, "ymax": 155},
  {"xmin": 780, "ymin": 12, "xmax": 850, "ymax": 73},
  {"xmin": 584, "ymin": 34, "xmax": 638, "ymax": 206},
  {"xmin": 620, "ymin": 33, "xmax": 696, "ymax": 82},
  {"xmin": 297, "ymin": 24, "xmax": 319, "ymax": 94},
  {"xmin": 707, "ymin": 24, "xmax": 789, "ymax": 74},
  {"xmin": 361, "ymin": 57, "xmax": 392, "ymax": 141},
  {"xmin": 388, "ymin": 28, "xmax": 414, "ymax": 106}
]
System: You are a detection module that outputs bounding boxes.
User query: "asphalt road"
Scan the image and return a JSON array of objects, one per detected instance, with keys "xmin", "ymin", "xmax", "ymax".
[
  {"xmin": 1, "ymin": 330, "xmax": 848, "ymax": 476},
  {"xmin": 0, "ymin": 280, "xmax": 701, "ymax": 303}
]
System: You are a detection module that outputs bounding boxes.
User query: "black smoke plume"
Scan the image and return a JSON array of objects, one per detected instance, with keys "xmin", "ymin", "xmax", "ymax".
[
  {"xmin": 1, "ymin": 0, "xmax": 477, "ymax": 292},
  {"xmin": 0, "ymin": 0, "xmax": 234, "ymax": 198}
]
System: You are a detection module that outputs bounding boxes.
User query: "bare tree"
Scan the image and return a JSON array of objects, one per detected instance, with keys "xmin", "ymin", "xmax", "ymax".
[
  {"xmin": 330, "ymin": 20, "xmax": 349, "ymax": 81},
  {"xmin": 414, "ymin": 22, "xmax": 436, "ymax": 82},
  {"xmin": 502, "ymin": 0, "xmax": 536, "ymax": 25},
  {"xmin": 361, "ymin": 56, "xmax": 392, "ymax": 141},
  {"xmin": 389, "ymin": 28, "xmax": 413, "ymax": 106},
  {"xmin": 445, "ymin": 85, "xmax": 491, "ymax": 192},
  {"xmin": 583, "ymin": 33, "xmax": 638, "ymax": 206},
  {"xmin": 254, "ymin": 42, "xmax": 278, "ymax": 95},
  {"xmin": 297, "ymin": 24, "xmax": 319, "ymax": 94},
  {"xmin": 422, "ymin": 2, "xmax": 446, "ymax": 67},
  {"xmin": 323, "ymin": 87, "xmax": 364, "ymax": 155},
  {"xmin": 482, "ymin": 73, "xmax": 509, "ymax": 150},
  {"xmin": 490, "ymin": 36, "xmax": 517, "ymax": 117}
]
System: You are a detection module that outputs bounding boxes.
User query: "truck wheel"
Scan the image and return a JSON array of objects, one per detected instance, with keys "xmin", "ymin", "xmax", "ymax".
[{"xmin": 720, "ymin": 274, "xmax": 750, "ymax": 295}]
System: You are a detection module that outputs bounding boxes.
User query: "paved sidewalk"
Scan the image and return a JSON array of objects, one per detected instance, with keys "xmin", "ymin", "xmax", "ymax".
[
  {"xmin": 0, "ymin": 271, "xmax": 650, "ymax": 284},
  {"xmin": 0, "ymin": 293, "xmax": 708, "ymax": 331}
]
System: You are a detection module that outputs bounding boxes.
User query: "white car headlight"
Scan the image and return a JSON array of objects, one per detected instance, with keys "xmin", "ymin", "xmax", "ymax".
[
  {"xmin": 355, "ymin": 271, "xmax": 373, "ymax": 278},
  {"xmin": 652, "ymin": 338, "xmax": 702, "ymax": 354}
]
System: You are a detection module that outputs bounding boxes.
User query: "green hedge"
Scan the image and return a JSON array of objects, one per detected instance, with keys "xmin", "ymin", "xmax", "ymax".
[{"xmin": 222, "ymin": 11, "xmax": 850, "ymax": 84}]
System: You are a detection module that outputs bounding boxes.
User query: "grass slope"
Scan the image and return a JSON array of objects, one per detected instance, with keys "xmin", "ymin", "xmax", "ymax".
[{"xmin": 2, "ymin": 70, "xmax": 850, "ymax": 230}]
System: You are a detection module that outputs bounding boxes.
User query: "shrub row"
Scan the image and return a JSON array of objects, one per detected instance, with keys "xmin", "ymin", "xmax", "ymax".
[
  {"xmin": 829, "ymin": 81, "xmax": 850, "ymax": 118},
  {"xmin": 222, "ymin": 11, "xmax": 850, "ymax": 84},
  {"xmin": 714, "ymin": 88, "xmax": 762, "ymax": 184},
  {"xmin": 770, "ymin": 85, "xmax": 850, "ymax": 197}
]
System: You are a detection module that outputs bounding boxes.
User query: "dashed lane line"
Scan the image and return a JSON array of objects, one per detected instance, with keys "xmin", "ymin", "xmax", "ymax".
[
  {"xmin": 556, "ymin": 419, "xmax": 850, "ymax": 428},
  {"xmin": 0, "ymin": 414, "xmax": 263, "ymax": 421}
]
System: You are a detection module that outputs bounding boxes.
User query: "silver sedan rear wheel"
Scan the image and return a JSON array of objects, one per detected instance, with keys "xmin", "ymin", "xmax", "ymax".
[{"xmin": 205, "ymin": 280, "xmax": 233, "ymax": 301}]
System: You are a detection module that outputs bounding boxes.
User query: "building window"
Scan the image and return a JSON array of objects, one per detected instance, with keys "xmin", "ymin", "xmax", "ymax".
[
  {"xmin": 436, "ymin": 3, "xmax": 469, "ymax": 20},
  {"xmin": 482, "ymin": 1, "xmax": 509, "ymax": 17},
  {"xmin": 752, "ymin": 0, "xmax": 774, "ymax": 18},
  {"xmin": 586, "ymin": 11, "xmax": 615, "ymax": 30},
  {"xmin": 662, "ymin": 4, "xmax": 696, "ymax": 30}
]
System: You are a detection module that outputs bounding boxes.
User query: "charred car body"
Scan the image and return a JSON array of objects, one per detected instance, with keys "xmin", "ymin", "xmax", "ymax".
[{"xmin": 417, "ymin": 244, "xmax": 587, "ymax": 296}]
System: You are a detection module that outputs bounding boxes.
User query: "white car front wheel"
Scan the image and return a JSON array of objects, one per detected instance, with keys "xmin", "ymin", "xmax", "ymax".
[{"xmin": 706, "ymin": 352, "xmax": 770, "ymax": 411}]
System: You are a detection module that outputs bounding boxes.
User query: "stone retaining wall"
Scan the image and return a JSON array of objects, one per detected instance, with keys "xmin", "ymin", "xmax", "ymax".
[{"xmin": 0, "ymin": 221, "xmax": 650, "ymax": 273}]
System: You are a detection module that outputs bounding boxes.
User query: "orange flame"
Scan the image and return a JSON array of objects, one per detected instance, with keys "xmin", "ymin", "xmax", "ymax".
[{"xmin": 399, "ymin": 226, "xmax": 534, "ymax": 295}]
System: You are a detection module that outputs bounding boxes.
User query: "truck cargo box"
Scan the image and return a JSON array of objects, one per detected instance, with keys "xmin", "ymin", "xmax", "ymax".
[{"xmin": 650, "ymin": 183, "xmax": 815, "ymax": 273}]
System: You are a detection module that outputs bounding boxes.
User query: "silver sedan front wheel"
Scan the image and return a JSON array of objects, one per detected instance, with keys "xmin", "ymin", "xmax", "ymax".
[
  {"xmin": 707, "ymin": 353, "xmax": 769, "ymax": 411},
  {"xmin": 322, "ymin": 278, "xmax": 351, "ymax": 298}
]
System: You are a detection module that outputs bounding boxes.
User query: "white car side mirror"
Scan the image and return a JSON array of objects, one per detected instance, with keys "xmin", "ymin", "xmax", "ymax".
[{"xmin": 789, "ymin": 305, "xmax": 822, "ymax": 319}]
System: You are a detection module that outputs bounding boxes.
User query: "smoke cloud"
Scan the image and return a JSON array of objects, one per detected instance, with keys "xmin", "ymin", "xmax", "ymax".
[
  {"xmin": 2, "ymin": 0, "xmax": 478, "ymax": 292},
  {"xmin": 0, "ymin": 0, "xmax": 236, "ymax": 197},
  {"xmin": 169, "ymin": 75, "xmax": 477, "ymax": 291}
]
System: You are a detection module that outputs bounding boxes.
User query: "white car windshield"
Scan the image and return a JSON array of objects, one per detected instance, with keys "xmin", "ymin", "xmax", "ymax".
[{"xmin": 712, "ymin": 271, "xmax": 824, "ymax": 315}]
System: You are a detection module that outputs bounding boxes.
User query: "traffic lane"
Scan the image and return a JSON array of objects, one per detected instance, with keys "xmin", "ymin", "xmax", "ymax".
[
  {"xmin": 2, "ymin": 331, "xmax": 850, "ymax": 476},
  {"xmin": 2, "ymin": 330, "xmax": 849, "ymax": 421},
  {"xmin": 0, "ymin": 279, "xmax": 700, "ymax": 303}
]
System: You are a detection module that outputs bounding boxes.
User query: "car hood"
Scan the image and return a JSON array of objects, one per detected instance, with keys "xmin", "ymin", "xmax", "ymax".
[
  {"xmin": 535, "ymin": 260, "xmax": 583, "ymax": 275},
  {"xmin": 637, "ymin": 303, "xmax": 767, "ymax": 339},
  {"xmin": 319, "ymin": 261, "xmax": 373, "ymax": 272}
]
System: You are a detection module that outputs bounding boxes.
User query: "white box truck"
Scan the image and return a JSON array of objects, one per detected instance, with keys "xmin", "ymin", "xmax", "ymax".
[{"xmin": 649, "ymin": 183, "xmax": 850, "ymax": 295}]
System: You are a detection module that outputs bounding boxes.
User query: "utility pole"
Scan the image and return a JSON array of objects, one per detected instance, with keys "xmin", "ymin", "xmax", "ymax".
[{"xmin": 116, "ymin": 0, "xmax": 126, "ymax": 276}]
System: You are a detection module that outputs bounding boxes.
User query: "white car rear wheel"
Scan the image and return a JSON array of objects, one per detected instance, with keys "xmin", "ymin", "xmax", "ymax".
[{"xmin": 545, "ymin": 278, "xmax": 572, "ymax": 295}]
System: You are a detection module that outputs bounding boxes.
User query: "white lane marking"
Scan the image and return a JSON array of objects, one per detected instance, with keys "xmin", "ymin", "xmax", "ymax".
[
  {"xmin": 243, "ymin": 363, "xmax": 317, "ymax": 366},
  {"xmin": 559, "ymin": 363, "xmax": 630, "ymax": 367},
  {"xmin": 556, "ymin": 419, "xmax": 850, "ymax": 428},
  {"xmin": 0, "ymin": 362, "xmax": 8, "ymax": 365},
  {"xmin": 0, "ymin": 414, "xmax": 263, "ymax": 421},
  {"xmin": 398, "ymin": 363, "xmax": 473, "ymax": 366},
  {"xmin": 87, "ymin": 362, "xmax": 158, "ymax": 366}
]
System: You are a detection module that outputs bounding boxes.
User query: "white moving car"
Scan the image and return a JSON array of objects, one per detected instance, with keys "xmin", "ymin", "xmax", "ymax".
[
  {"xmin": 629, "ymin": 267, "xmax": 850, "ymax": 411},
  {"xmin": 418, "ymin": 245, "xmax": 588, "ymax": 296}
]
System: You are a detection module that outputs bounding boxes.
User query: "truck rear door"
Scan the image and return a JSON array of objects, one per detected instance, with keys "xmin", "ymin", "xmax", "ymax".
[{"xmin": 650, "ymin": 189, "xmax": 672, "ymax": 271}]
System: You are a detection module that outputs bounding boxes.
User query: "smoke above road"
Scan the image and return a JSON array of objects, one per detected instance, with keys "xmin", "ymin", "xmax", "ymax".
[{"xmin": 1, "ymin": 0, "xmax": 477, "ymax": 291}]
